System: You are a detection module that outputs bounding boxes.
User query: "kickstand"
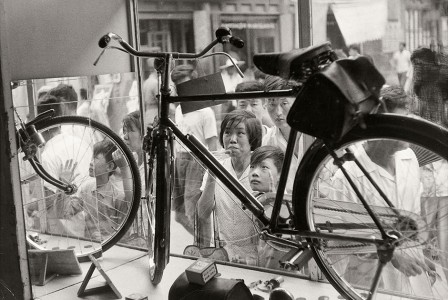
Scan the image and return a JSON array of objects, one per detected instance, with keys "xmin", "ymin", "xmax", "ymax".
[{"xmin": 77, "ymin": 254, "xmax": 121, "ymax": 298}]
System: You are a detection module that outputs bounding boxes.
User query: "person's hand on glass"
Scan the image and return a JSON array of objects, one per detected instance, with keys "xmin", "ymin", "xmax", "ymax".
[
  {"xmin": 59, "ymin": 159, "xmax": 79, "ymax": 184},
  {"xmin": 112, "ymin": 149, "xmax": 128, "ymax": 168},
  {"xmin": 391, "ymin": 250, "xmax": 433, "ymax": 277}
]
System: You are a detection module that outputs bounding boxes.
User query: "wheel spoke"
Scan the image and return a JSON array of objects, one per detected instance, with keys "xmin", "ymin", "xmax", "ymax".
[{"xmin": 295, "ymin": 121, "xmax": 448, "ymax": 300}]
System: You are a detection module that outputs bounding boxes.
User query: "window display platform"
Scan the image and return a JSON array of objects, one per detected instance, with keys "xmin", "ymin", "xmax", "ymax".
[{"xmin": 32, "ymin": 245, "xmax": 341, "ymax": 300}]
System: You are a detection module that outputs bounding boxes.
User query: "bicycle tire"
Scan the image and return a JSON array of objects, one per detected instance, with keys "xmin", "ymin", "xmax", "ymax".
[
  {"xmin": 146, "ymin": 137, "xmax": 172, "ymax": 284},
  {"xmin": 21, "ymin": 116, "xmax": 141, "ymax": 261},
  {"xmin": 293, "ymin": 114, "xmax": 448, "ymax": 300}
]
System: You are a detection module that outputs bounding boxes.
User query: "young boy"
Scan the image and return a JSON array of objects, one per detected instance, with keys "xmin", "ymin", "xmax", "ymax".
[
  {"xmin": 235, "ymin": 81, "xmax": 272, "ymax": 135},
  {"xmin": 78, "ymin": 139, "xmax": 126, "ymax": 241},
  {"xmin": 262, "ymin": 75, "xmax": 311, "ymax": 193},
  {"xmin": 249, "ymin": 145, "xmax": 284, "ymax": 194},
  {"xmin": 249, "ymin": 145, "xmax": 292, "ymax": 270}
]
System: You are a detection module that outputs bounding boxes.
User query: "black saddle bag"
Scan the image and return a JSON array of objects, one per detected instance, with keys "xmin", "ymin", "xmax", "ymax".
[
  {"xmin": 169, "ymin": 272, "xmax": 254, "ymax": 300},
  {"xmin": 287, "ymin": 56, "xmax": 385, "ymax": 142}
]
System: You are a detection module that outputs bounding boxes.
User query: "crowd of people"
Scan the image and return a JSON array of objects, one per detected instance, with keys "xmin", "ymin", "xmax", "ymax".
[{"xmin": 21, "ymin": 48, "xmax": 448, "ymax": 292}]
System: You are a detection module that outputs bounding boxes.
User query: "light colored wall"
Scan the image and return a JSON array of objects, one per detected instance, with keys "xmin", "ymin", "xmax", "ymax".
[
  {"xmin": 4, "ymin": 0, "xmax": 133, "ymax": 81},
  {"xmin": 0, "ymin": 1, "xmax": 134, "ymax": 297}
]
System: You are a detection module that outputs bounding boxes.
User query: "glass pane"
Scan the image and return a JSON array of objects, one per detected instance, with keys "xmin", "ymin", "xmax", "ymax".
[{"xmin": 12, "ymin": 73, "xmax": 146, "ymax": 297}]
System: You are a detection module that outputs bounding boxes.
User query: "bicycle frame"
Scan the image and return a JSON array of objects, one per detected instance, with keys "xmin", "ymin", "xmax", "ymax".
[
  {"xmin": 98, "ymin": 30, "xmax": 428, "ymax": 299},
  {"xmin": 149, "ymin": 52, "xmax": 386, "ymax": 249}
]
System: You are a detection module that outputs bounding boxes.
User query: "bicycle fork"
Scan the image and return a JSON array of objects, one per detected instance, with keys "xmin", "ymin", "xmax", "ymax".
[
  {"xmin": 16, "ymin": 109, "xmax": 77, "ymax": 195},
  {"xmin": 143, "ymin": 123, "xmax": 174, "ymax": 267}
]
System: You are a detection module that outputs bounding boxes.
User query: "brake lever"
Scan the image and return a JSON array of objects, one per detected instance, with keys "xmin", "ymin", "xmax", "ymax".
[
  {"xmin": 93, "ymin": 46, "xmax": 130, "ymax": 66},
  {"xmin": 94, "ymin": 33, "xmax": 119, "ymax": 66},
  {"xmin": 93, "ymin": 48, "xmax": 106, "ymax": 66}
]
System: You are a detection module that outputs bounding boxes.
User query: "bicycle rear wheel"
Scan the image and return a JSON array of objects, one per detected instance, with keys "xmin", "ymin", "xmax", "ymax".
[
  {"xmin": 293, "ymin": 114, "xmax": 448, "ymax": 300},
  {"xmin": 146, "ymin": 135, "xmax": 172, "ymax": 285},
  {"xmin": 21, "ymin": 116, "xmax": 141, "ymax": 261}
]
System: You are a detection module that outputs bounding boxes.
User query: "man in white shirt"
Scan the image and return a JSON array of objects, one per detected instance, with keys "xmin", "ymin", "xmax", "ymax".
[
  {"xmin": 220, "ymin": 58, "xmax": 245, "ymax": 93},
  {"xmin": 36, "ymin": 94, "xmax": 92, "ymax": 237},
  {"xmin": 391, "ymin": 42, "xmax": 412, "ymax": 88},
  {"xmin": 330, "ymin": 86, "xmax": 437, "ymax": 295},
  {"xmin": 261, "ymin": 75, "xmax": 313, "ymax": 193},
  {"xmin": 171, "ymin": 65, "xmax": 218, "ymax": 238}
]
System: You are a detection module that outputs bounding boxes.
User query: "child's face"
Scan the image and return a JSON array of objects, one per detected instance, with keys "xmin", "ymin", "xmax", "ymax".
[
  {"xmin": 249, "ymin": 158, "xmax": 280, "ymax": 193},
  {"xmin": 123, "ymin": 123, "xmax": 142, "ymax": 153},
  {"xmin": 237, "ymin": 99, "xmax": 265, "ymax": 121},
  {"xmin": 266, "ymin": 97, "xmax": 294, "ymax": 129},
  {"xmin": 89, "ymin": 153, "xmax": 111, "ymax": 178}
]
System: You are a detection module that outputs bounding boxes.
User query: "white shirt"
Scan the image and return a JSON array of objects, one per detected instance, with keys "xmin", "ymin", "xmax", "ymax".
[
  {"xmin": 201, "ymin": 157, "xmax": 259, "ymax": 263},
  {"xmin": 221, "ymin": 70, "xmax": 244, "ymax": 93},
  {"xmin": 421, "ymin": 160, "xmax": 448, "ymax": 197},
  {"xmin": 330, "ymin": 145, "xmax": 430, "ymax": 293},
  {"xmin": 78, "ymin": 177, "xmax": 125, "ymax": 240},
  {"xmin": 332, "ymin": 145, "xmax": 421, "ymax": 213},
  {"xmin": 392, "ymin": 49, "xmax": 412, "ymax": 73},
  {"xmin": 41, "ymin": 132, "xmax": 92, "ymax": 193},
  {"xmin": 174, "ymin": 106, "xmax": 217, "ymax": 153}
]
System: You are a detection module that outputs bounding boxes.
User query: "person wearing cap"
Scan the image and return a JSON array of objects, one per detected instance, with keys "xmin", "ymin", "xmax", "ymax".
[
  {"xmin": 220, "ymin": 57, "xmax": 245, "ymax": 93},
  {"xmin": 170, "ymin": 64, "xmax": 197, "ymax": 94},
  {"xmin": 219, "ymin": 57, "xmax": 245, "ymax": 118}
]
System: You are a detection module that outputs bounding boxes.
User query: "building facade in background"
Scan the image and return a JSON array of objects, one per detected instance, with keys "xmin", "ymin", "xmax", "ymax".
[
  {"xmin": 138, "ymin": 0, "xmax": 299, "ymax": 76},
  {"xmin": 137, "ymin": 0, "xmax": 448, "ymax": 85},
  {"xmin": 315, "ymin": 0, "xmax": 447, "ymax": 84}
]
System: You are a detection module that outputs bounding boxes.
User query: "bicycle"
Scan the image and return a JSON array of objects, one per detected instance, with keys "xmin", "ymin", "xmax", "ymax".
[
  {"xmin": 96, "ymin": 27, "xmax": 448, "ymax": 300},
  {"xmin": 19, "ymin": 24, "xmax": 447, "ymax": 299},
  {"xmin": 17, "ymin": 108, "xmax": 142, "ymax": 262}
]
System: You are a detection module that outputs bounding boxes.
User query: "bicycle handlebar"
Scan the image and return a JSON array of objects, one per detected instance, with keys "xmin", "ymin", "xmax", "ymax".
[{"xmin": 95, "ymin": 26, "xmax": 244, "ymax": 62}]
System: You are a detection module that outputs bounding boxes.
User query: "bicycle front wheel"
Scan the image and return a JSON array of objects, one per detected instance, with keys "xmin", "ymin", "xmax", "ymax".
[
  {"xmin": 21, "ymin": 116, "xmax": 141, "ymax": 261},
  {"xmin": 146, "ymin": 137, "xmax": 172, "ymax": 285},
  {"xmin": 293, "ymin": 114, "xmax": 448, "ymax": 300}
]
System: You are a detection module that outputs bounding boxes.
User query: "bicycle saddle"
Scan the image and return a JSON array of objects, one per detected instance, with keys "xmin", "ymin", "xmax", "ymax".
[{"xmin": 253, "ymin": 42, "xmax": 335, "ymax": 81}]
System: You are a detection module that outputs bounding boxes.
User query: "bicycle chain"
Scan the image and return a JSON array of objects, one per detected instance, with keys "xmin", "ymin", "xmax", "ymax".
[{"xmin": 314, "ymin": 204, "xmax": 397, "ymax": 218}]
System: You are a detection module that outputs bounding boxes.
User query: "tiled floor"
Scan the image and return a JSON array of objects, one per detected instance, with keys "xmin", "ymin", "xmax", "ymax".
[{"xmin": 31, "ymin": 245, "xmax": 341, "ymax": 300}]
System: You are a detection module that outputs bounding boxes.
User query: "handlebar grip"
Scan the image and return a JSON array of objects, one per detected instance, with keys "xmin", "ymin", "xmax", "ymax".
[
  {"xmin": 216, "ymin": 26, "xmax": 232, "ymax": 39},
  {"xmin": 98, "ymin": 34, "xmax": 111, "ymax": 48},
  {"xmin": 229, "ymin": 36, "xmax": 244, "ymax": 48}
]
